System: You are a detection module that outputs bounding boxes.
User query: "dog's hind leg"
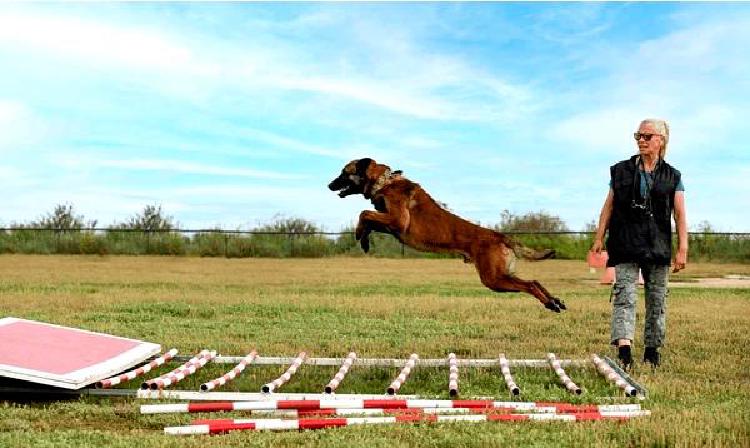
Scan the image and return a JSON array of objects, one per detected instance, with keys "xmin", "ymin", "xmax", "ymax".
[
  {"xmin": 475, "ymin": 249, "xmax": 564, "ymax": 313},
  {"xmin": 482, "ymin": 274, "xmax": 563, "ymax": 313},
  {"xmin": 529, "ymin": 280, "xmax": 566, "ymax": 310}
]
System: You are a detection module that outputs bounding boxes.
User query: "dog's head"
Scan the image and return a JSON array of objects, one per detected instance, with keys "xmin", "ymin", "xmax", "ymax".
[{"xmin": 328, "ymin": 158, "xmax": 376, "ymax": 198}]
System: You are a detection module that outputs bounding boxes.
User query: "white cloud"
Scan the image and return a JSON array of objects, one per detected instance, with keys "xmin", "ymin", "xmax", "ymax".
[
  {"xmin": 548, "ymin": 108, "xmax": 645, "ymax": 155},
  {"xmin": 56, "ymin": 157, "xmax": 307, "ymax": 180},
  {"xmin": 545, "ymin": 11, "xmax": 750, "ymax": 159},
  {"xmin": 0, "ymin": 100, "xmax": 36, "ymax": 150},
  {"xmin": 0, "ymin": 7, "xmax": 535, "ymax": 124},
  {"xmin": 0, "ymin": 100, "xmax": 24, "ymax": 139},
  {"xmin": 0, "ymin": 11, "xmax": 217, "ymax": 75}
]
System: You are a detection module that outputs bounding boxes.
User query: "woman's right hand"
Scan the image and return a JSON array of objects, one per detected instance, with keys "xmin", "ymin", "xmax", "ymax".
[{"xmin": 591, "ymin": 239, "xmax": 604, "ymax": 254}]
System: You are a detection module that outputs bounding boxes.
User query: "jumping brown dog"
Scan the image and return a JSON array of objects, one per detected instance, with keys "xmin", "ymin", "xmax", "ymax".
[{"xmin": 328, "ymin": 158, "xmax": 566, "ymax": 312}]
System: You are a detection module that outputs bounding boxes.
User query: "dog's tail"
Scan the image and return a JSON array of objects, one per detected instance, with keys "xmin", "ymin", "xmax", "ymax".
[{"xmin": 511, "ymin": 241, "xmax": 556, "ymax": 261}]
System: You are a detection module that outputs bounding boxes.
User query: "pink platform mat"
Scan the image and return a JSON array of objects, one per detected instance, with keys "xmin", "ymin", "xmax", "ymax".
[{"xmin": 0, "ymin": 317, "xmax": 160, "ymax": 389}]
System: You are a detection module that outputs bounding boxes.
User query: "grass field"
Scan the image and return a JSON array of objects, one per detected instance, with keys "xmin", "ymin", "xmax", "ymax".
[{"xmin": 1, "ymin": 255, "xmax": 749, "ymax": 447}]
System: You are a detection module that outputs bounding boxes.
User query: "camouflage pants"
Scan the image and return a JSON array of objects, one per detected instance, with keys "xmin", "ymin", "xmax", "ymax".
[{"xmin": 610, "ymin": 263, "xmax": 669, "ymax": 348}]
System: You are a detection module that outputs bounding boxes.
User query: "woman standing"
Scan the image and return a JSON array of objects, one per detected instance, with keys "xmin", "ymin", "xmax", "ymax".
[{"xmin": 592, "ymin": 118, "xmax": 688, "ymax": 369}]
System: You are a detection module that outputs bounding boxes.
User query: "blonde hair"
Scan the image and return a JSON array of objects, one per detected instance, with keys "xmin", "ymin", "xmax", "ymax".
[{"xmin": 640, "ymin": 118, "xmax": 670, "ymax": 158}]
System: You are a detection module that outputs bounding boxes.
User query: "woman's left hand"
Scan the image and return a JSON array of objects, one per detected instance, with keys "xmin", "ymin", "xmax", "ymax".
[{"xmin": 673, "ymin": 249, "xmax": 688, "ymax": 273}]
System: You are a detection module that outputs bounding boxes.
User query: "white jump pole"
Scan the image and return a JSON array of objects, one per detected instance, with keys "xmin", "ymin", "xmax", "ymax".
[
  {"xmin": 200, "ymin": 351, "xmax": 257, "ymax": 392},
  {"xmin": 448, "ymin": 353, "xmax": 459, "ymax": 397},
  {"xmin": 96, "ymin": 348, "xmax": 178, "ymax": 389},
  {"xmin": 591, "ymin": 354, "xmax": 637, "ymax": 397},
  {"xmin": 547, "ymin": 353, "xmax": 582, "ymax": 395},
  {"xmin": 498, "ymin": 353, "xmax": 521, "ymax": 396},
  {"xmin": 262, "ymin": 352, "xmax": 306, "ymax": 393},
  {"xmin": 324, "ymin": 352, "xmax": 356, "ymax": 394},
  {"xmin": 387, "ymin": 354, "xmax": 419, "ymax": 395},
  {"xmin": 187, "ymin": 355, "xmax": 587, "ymax": 368},
  {"xmin": 165, "ymin": 410, "xmax": 651, "ymax": 435},
  {"xmin": 142, "ymin": 350, "xmax": 215, "ymax": 390}
]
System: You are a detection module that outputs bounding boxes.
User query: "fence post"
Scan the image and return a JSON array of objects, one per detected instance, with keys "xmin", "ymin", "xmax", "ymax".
[
  {"xmin": 224, "ymin": 234, "xmax": 228, "ymax": 258},
  {"xmin": 146, "ymin": 230, "xmax": 150, "ymax": 254}
]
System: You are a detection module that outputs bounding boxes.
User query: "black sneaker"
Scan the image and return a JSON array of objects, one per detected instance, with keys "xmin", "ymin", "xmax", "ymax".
[
  {"xmin": 618, "ymin": 345, "xmax": 633, "ymax": 371},
  {"xmin": 644, "ymin": 347, "xmax": 660, "ymax": 367}
]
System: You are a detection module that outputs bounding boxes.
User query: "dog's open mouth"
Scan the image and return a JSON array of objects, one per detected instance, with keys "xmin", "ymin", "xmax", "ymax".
[
  {"xmin": 328, "ymin": 180, "xmax": 353, "ymax": 198},
  {"xmin": 334, "ymin": 185, "xmax": 356, "ymax": 198}
]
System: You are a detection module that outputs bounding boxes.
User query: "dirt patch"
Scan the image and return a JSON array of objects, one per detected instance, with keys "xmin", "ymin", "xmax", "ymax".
[
  {"xmin": 584, "ymin": 275, "xmax": 750, "ymax": 288},
  {"xmin": 670, "ymin": 276, "xmax": 750, "ymax": 288}
]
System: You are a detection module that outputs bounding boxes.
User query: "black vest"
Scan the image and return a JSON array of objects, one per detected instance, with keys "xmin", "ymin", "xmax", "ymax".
[{"xmin": 606, "ymin": 155, "xmax": 681, "ymax": 267}]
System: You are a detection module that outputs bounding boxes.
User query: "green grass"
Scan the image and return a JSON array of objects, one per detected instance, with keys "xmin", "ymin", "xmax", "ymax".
[{"xmin": 0, "ymin": 255, "xmax": 749, "ymax": 447}]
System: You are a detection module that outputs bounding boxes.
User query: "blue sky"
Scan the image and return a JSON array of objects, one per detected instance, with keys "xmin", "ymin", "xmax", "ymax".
[{"xmin": 1, "ymin": 2, "xmax": 747, "ymax": 231}]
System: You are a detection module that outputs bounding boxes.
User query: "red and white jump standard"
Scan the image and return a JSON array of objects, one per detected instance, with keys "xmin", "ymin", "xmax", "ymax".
[
  {"xmin": 262, "ymin": 352, "xmax": 306, "ymax": 393},
  {"xmin": 387, "ymin": 353, "xmax": 418, "ymax": 395},
  {"xmin": 142, "ymin": 350, "xmax": 216, "ymax": 390},
  {"xmin": 324, "ymin": 352, "xmax": 356, "ymax": 394},
  {"xmin": 200, "ymin": 351, "xmax": 257, "ymax": 392},
  {"xmin": 591, "ymin": 354, "xmax": 637, "ymax": 397},
  {"xmin": 97, "ymin": 349, "xmax": 178, "ymax": 389},
  {"xmin": 448, "ymin": 353, "xmax": 459, "ymax": 397},
  {"xmin": 498, "ymin": 353, "xmax": 520, "ymax": 396},
  {"xmin": 547, "ymin": 353, "xmax": 581, "ymax": 395}
]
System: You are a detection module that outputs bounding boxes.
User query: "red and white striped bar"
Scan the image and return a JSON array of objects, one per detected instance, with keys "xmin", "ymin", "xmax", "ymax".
[
  {"xmin": 165, "ymin": 410, "xmax": 651, "ymax": 435},
  {"xmin": 200, "ymin": 351, "xmax": 257, "ymax": 392},
  {"xmin": 262, "ymin": 352, "xmax": 306, "ymax": 393},
  {"xmin": 96, "ymin": 348, "xmax": 178, "ymax": 389},
  {"xmin": 324, "ymin": 352, "xmax": 356, "ymax": 394},
  {"xmin": 191, "ymin": 407, "xmax": 536, "ymax": 421},
  {"xmin": 387, "ymin": 353, "xmax": 418, "ymax": 395},
  {"xmin": 499, "ymin": 353, "xmax": 521, "ymax": 396},
  {"xmin": 143, "ymin": 350, "xmax": 216, "ymax": 390},
  {"xmin": 141, "ymin": 398, "xmax": 641, "ymax": 415},
  {"xmin": 547, "ymin": 353, "xmax": 581, "ymax": 395},
  {"xmin": 448, "ymin": 353, "xmax": 459, "ymax": 397},
  {"xmin": 591, "ymin": 354, "xmax": 637, "ymax": 397}
]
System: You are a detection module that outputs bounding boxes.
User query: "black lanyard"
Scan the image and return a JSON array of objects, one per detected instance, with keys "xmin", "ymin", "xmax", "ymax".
[{"xmin": 631, "ymin": 156, "xmax": 659, "ymax": 214}]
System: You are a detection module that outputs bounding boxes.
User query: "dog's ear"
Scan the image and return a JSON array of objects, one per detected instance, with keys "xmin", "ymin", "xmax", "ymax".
[{"xmin": 355, "ymin": 158, "xmax": 373, "ymax": 175}]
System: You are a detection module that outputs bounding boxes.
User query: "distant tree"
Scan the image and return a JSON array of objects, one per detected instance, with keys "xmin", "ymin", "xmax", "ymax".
[
  {"xmin": 694, "ymin": 220, "xmax": 716, "ymax": 233},
  {"xmin": 495, "ymin": 209, "xmax": 569, "ymax": 233},
  {"xmin": 31, "ymin": 203, "xmax": 97, "ymax": 231},
  {"xmin": 254, "ymin": 216, "xmax": 322, "ymax": 233},
  {"xmin": 115, "ymin": 204, "xmax": 175, "ymax": 231}
]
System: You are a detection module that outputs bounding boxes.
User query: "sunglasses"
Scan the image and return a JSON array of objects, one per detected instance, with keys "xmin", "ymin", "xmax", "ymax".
[{"xmin": 633, "ymin": 132, "xmax": 660, "ymax": 142}]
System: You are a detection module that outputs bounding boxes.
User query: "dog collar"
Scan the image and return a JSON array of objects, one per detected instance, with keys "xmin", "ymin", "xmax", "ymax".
[{"xmin": 369, "ymin": 168, "xmax": 399, "ymax": 197}]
